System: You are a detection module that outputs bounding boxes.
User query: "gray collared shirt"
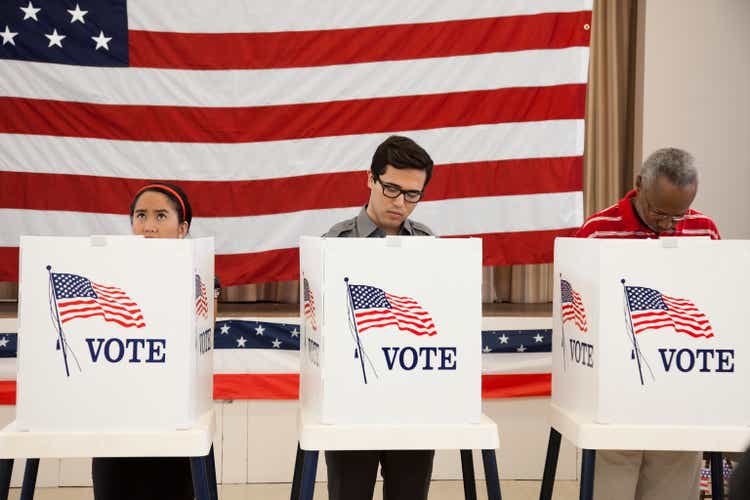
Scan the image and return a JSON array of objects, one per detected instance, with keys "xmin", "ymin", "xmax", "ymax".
[{"xmin": 324, "ymin": 206, "xmax": 434, "ymax": 238}]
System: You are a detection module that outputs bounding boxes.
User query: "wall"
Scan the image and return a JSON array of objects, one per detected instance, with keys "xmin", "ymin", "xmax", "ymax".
[{"xmin": 635, "ymin": 0, "xmax": 750, "ymax": 238}]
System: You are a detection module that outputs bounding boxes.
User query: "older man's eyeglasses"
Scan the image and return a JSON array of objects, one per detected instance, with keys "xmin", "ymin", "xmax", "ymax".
[
  {"xmin": 643, "ymin": 193, "xmax": 687, "ymax": 223},
  {"xmin": 375, "ymin": 178, "xmax": 423, "ymax": 203}
]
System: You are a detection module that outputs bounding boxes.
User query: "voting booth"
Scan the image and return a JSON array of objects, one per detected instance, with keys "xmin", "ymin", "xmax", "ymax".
[
  {"xmin": 16, "ymin": 235, "xmax": 215, "ymax": 432},
  {"xmin": 299, "ymin": 236, "xmax": 482, "ymax": 425},
  {"xmin": 552, "ymin": 237, "xmax": 750, "ymax": 427}
]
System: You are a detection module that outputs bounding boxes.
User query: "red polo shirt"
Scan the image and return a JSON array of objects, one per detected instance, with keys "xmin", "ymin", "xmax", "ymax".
[{"xmin": 574, "ymin": 189, "xmax": 720, "ymax": 239}]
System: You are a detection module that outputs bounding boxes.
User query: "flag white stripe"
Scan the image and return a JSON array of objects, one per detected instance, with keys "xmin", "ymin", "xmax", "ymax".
[
  {"xmin": 0, "ymin": 192, "xmax": 583, "ymax": 253},
  {"xmin": 0, "ymin": 120, "xmax": 584, "ymax": 181},
  {"xmin": 1, "ymin": 49, "xmax": 589, "ymax": 107},
  {"xmin": 128, "ymin": 0, "xmax": 592, "ymax": 33}
]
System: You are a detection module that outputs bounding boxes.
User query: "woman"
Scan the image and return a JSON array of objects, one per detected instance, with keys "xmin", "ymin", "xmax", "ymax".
[{"xmin": 92, "ymin": 182, "xmax": 216, "ymax": 500}]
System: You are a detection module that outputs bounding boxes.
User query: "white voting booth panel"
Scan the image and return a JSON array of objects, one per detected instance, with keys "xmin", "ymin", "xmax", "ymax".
[
  {"xmin": 299, "ymin": 236, "xmax": 482, "ymax": 425},
  {"xmin": 553, "ymin": 237, "xmax": 750, "ymax": 427},
  {"xmin": 16, "ymin": 236, "xmax": 214, "ymax": 432}
]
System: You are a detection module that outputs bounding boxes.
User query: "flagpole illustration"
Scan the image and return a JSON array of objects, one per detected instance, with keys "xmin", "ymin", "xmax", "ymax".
[
  {"xmin": 47, "ymin": 265, "xmax": 71, "ymax": 377},
  {"xmin": 621, "ymin": 279, "xmax": 645, "ymax": 385},
  {"xmin": 559, "ymin": 274, "xmax": 567, "ymax": 372},
  {"xmin": 344, "ymin": 278, "xmax": 368, "ymax": 384}
]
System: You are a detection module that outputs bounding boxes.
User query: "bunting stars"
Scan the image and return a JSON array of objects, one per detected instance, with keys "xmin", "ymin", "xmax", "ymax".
[
  {"xmin": 272, "ymin": 339, "xmax": 282, "ymax": 349},
  {"xmin": 1, "ymin": 26, "xmax": 18, "ymax": 46},
  {"xmin": 45, "ymin": 29, "xmax": 66, "ymax": 48},
  {"xmin": 92, "ymin": 31, "xmax": 111, "ymax": 51},
  {"xmin": 254, "ymin": 324, "xmax": 265, "ymax": 336},
  {"xmin": 220, "ymin": 324, "xmax": 230, "ymax": 335},
  {"xmin": 20, "ymin": 2, "xmax": 41, "ymax": 21},
  {"xmin": 236, "ymin": 336, "xmax": 247, "ymax": 348},
  {"xmin": 67, "ymin": 4, "xmax": 88, "ymax": 24}
]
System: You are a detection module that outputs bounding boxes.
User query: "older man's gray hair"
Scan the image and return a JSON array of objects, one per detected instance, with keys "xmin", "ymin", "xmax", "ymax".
[{"xmin": 640, "ymin": 147, "xmax": 698, "ymax": 188}]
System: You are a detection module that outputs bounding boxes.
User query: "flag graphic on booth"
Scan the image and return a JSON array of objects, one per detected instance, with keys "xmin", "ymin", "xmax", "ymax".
[
  {"xmin": 560, "ymin": 279, "xmax": 588, "ymax": 333},
  {"xmin": 624, "ymin": 285, "xmax": 713, "ymax": 338},
  {"xmin": 347, "ymin": 283, "xmax": 437, "ymax": 336},
  {"xmin": 345, "ymin": 279, "xmax": 437, "ymax": 384},
  {"xmin": 48, "ymin": 266, "xmax": 145, "ymax": 377},
  {"xmin": 302, "ymin": 278, "xmax": 317, "ymax": 331},
  {"xmin": 195, "ymin": 274, "xmax": 208, "ymax": 318}
]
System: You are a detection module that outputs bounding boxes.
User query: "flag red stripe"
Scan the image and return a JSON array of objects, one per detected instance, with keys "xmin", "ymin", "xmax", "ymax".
[
  {"xmin": 355, "ymin": 308, "xmax": 435, "ymax": 327},
  {"xmin": 129, "ymin": 11, "xmax": 592, "ymax": 70},
  {"xmin": 0, "ymin": 228, "xmax": 576, "ymax": 285},
  {"xmin": 0, "ymin": 85, "xmax": 586, "ymax": 143},
  {"xmin": 0, "ymin": 373, "xmax": 551, "ymax": 404},
  {"xmin": 58, "ymin": 305, "xmax": 144, "ymax": 323},
  {"xmin": 60, "ymin": 311, "xmax": 145, "ymax": 328},
  {"xmin": 356, "ymin": 315, "xmax": 436, "ymax": 333},
  {"xmin": 632, "ymin": 313, "xmax": 711, "ymax": 329},
  {"xmin": 58, "ymin": 298, "xmax": 142, "ymax": 315},
  {"xmin": 0, "ymin": 157, "xmax": 583, "ymax": 216},
  {"xmin": 358, "ymin": 319, "xmax": 436, "ymax": 336}
]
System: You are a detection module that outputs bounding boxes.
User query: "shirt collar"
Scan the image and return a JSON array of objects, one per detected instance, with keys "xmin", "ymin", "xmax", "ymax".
[
  {"xmin": 619, "ymin": 189, "xmax": 649, "ymax": 232},
  {"xmin": 357, "ymin": 206, "xmax": 414, "ymax": 237}
]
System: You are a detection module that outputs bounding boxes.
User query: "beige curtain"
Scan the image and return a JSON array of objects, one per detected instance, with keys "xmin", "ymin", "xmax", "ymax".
[{"xmin": 0, "ymin": 0, "xmax": 638, "ymax": 304}]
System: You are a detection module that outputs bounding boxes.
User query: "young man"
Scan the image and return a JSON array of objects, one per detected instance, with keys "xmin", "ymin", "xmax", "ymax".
[
  {"xmin": 576, "ymin": 147, "xmax": 719, "ymax": 500},
  {"xmin": 323, "ymin": 135, "xmax": 434, "ymax": 500}
]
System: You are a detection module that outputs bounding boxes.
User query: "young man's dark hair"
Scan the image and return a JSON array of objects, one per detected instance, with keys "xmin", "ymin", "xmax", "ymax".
[{"xmin": 370, "ymin": 135, "xmax": 434, "ymax": 187}]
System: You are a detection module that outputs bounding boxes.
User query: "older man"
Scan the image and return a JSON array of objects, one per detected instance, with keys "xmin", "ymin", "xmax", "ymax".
[{"xmin": 575, "ymin": 147, "xmax": 719, "ymax": 500}]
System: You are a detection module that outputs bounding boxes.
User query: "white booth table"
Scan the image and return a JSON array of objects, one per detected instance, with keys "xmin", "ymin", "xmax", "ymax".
[
  {"xmin": 0, "ymin": 411, "xmax": 218, "ymax": 500},
  {"xmin": 0, "ymin": 236, "xmax": 219, "ymax": 499},
  {"xmin": 540, "ymin": 238, "xmax": 750, "ymax": 500},
  {"xmin": 293, "ymin": 236, "xmax": 502, "ymax": 499},
  {"xmin": 291, "ymin": 411, "xmax": 501, "ymax": 500}
]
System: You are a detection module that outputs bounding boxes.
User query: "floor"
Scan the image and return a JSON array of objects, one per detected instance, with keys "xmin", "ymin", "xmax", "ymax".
[{"xmin": 8, "ymin": 480, "xmax": 580, "ymax": 499}]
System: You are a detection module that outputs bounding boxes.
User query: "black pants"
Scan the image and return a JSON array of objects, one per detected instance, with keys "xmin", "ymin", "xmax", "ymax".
[
  {"xmin": 92, "ymin": 457, "xmax": 193, "ymax": 500},
  {"xmin": 325, "ymin": 449, "xmax": 435, "ymax": 500}
]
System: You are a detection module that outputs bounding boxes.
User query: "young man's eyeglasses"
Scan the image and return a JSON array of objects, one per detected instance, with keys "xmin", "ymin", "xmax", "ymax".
[{"xmin": 375, "ymin": 178, "xmax": 423, "ymax": 203}]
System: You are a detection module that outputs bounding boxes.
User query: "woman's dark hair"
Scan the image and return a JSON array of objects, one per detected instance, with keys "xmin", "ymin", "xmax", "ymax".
[
  {"xmin": 129, "ymin": 182, "xmax": 192, "ymax": 228},
  {"xmin": 370, "ymin": 135, "xmax": 434, "ymax": 187}
]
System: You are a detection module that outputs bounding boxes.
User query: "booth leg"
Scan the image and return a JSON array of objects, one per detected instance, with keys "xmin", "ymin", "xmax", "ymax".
[
  {"xmin": 190, "ymin": 454, "xmax": 213, "ymax": 500},
  {"xmin": 539, "ymin": 428, "xmax": 562, "ymax": 500},
  {"xmin": 579, "ymin": 449, "xmax": 596, "ymax": 500},
  {"xmin": 0, "ymin": 459, "xmax": 13, "ymax": 500},
  {"xmin": 710, "ymin": 452, "xmax": 724, "ymax": 500},
  {"xmin": 481, "ymin": 449, "xmax": 502, "ymax": 500},
  {"xmin": 207, "ymin": 446, "xmax": 219, "ymax": 500},
  {"xmin": 20, "ymin": 458, "xmax": 39, "ymax": 500},
  {"xmin": 460, "ymin": 450, "xmax": 477, "ymax": 500},
  {"xmin": 299, "ymin": 450, "xmax": 318, "ymax": 500},
  {"xmin": 290, "ymin": 442, "xmax": 304, "ymax": 500}
]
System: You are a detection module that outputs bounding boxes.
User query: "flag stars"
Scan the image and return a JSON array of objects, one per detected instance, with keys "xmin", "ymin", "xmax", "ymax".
[
  {"xmin": 272, "ymin": 338, "xmax": 282, "ymax": 349},
  {"xmin": 236, "ymin": 336, "xmax": 247, "ymax": 348},
  {"xmin": 220, "ymin": 324, "xmax": 230, "ymax": 335},
  {"xmin": 533, "ymin": 333, "xmax": 545, "ymax": 343},
  {"xmin": 254, "ymin": 324, "xmax": 265, "ymax": 336},
  {"xmin": 92, "ymin": 31, "xmax": 112, "ymax": 51},
  {"xmin": 45, "ymin": 29, "xmax": 66, "ymax": 48},
  {"xmin": 67, "ymin": 4, "xmax": 88, "ymax": 24},
  {"xmin": 1, "ymin": 26, "xmax": 18, "ymax": 46},
  {"xmin": 20, "ymin": 2, "xmax": 41, "ymax": 21}
]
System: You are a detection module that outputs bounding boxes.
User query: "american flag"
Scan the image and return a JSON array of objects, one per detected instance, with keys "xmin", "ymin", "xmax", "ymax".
[
  {"xmin": 625, "ymin": 285, "xmax": 714, "ymax": 338},
  {"xmin": 348, "ymin": 284, "xmax": 436, "ymax": 336},
  {"xmin": 50, "ymin": 272, "xmax": 145, "ymax": 328},
  {"xmin": 0, "ymin": 1, "xmax": 591, "ymax": 285},
  {"xmin": 195, "ymin": 274, "xmax": 208, "ymax": 318},
  {"xmin": 302, "ymin": 278, "xmax": 317, "ymax": 331},
  {"xmin": 560, "ymin": 279, "xmax": 588, "ymax": 333}
]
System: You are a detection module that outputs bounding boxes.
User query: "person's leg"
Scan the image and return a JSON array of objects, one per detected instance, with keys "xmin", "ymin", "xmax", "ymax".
[
  {"xmin": 635, "ymin": 451, "xmax": 701, "ymax": 500},
  {"xmin": 325, "ymin": 450, "xmax": 380, "ymax": 500},
  {"xmin": 593, "ymin": 450, "xmax": 643, "ymax": 500},
  {"xmin": 380, "ymin": 450, "xmax": 435, "ymax": 500}
]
